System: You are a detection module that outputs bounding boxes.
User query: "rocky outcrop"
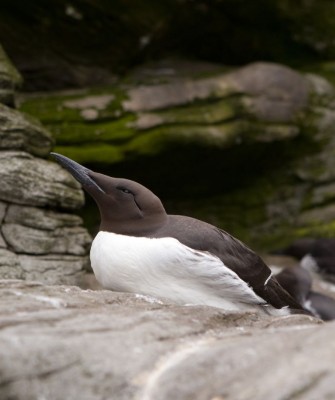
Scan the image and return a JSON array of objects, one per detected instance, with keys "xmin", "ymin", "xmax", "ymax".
[
  {"xmin": 0, "ymin": 46, "xmax": 91, "ymax": 284},
  {"xmin": 0, "ymin": 103, "xmax": 53, "ymax": 156},
  {"xmin": 21, "ymin": 62, "xmax": 311, "ymax": 163},
  {"xmin": 19, "ymin": 61, "xmax": 335, "ymax": 250},
  {"xmin": 0, "ymin": 44, "xmax": 22, "ymax": 105},
  {"xmin": 0, "ymin": 153, "xmax": 84, "ymax": 208},
  {"xmin": 1, "ymin": 279, "xmax": 334, "ymax": 400},
  {"xmin": 0, "ymin": 151, "xmax": 84, "ymax": 209}
]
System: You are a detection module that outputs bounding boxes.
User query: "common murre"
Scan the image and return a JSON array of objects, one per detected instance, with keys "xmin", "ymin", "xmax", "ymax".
[
  {"xmin": 273, "ymin": 238, "xmax": 335, "ymax": 281},
  {"xmin": 275, "ymin": 265, "xmax": 335, "ymax": 321},
  {"xmin": 51, "ymin": 153, "xmax": 306, "ymax": 316}
]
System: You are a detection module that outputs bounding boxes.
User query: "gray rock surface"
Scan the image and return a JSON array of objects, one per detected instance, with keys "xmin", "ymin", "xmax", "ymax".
[
  {"xmin": 2, "ymin": 205, "xmax": 91, "ymax": 256},
  {"xmin": 0, "ymin": 201, "xmax": 7, "ymax": 223},
  {"xmin": 0, "ymin": 168, "xmax": 90, "ymax": 285},
  {"xmin": 0, "ymin": 103, "xmax": 53, "ymax": 156},
  {"xmin": 2, "ymin": 223, "xmax": 90, "ymax": 255},
  {"xmin": 0, "ymin": 48, "xmax": 91, "ymax": 286},
  {"xmin": 0, "ymin": 233, "xmax": 6, "ymax": 248},
  {"xmin": 1, "ymin": 280, "xmax": 333, "ymax": 400},
  {"xmin": 18, "ymin": 255, "xmax": 88, "ymax": 285},
  {"xmin": 125, "ymin": 62, "xmax": 309, "ymax": 123},
  {"xmin": 231, "ymin": 62, "xmax": 309, "ymax": 122},
  {"xmin": 0, "ymin": 248, "xmax": 87, "ymax": 286},
  {"xmin": 0, "ymin": 205, "xmax": 91, "ymax": 284},
  {"xmin": 0, "ymin": 44, "xmax": 22, "ymax": 105},
  {"xmin": 123, "ymin": 63, "xmax": 307, "ymax": 146},
  {"xmin": 0, "ymin": 151, "xmax": 84, "ymax": 209},
  {"xmin": 4, "ymin": 204, "xmax": 84, "ymax": 230},
  {"xmin": 0, "ymin": 202, "xmax": 7, "ymax": 247},
  {"xmin": 0, "ymin": 249, "xmax": 22, "ymax": 279}
]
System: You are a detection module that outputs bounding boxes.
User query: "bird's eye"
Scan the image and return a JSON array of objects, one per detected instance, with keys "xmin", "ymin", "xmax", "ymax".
[{"xmin": 118, "ymin": 187, "xmax": 132, "ymax": 194}]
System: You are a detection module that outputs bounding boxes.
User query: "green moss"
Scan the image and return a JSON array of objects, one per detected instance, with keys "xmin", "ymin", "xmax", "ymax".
[
  {"xmin": 53, "ymin": 143, "xmax": 125, "ymax": 164},
  {"xmin": 125, "ymin": 120, "xmax": 251, "ymax": 156},
  {"xmin": 48, "ymin": 114, "xmax": 136, "ymax": 144},
  {"xmin": 294, "ymin": 220, "xmax": 335, "ymax": 239},
  {"xmin": 19, "ymin": 86, "xmax": 137, "ymax": 145},
  {"xmin": 19, "ymin": 85, "xmax": 128, "ymax": 124},
  {"xmin": 20, "ymin": 93, "xmax": 85, "ymax": 122},
  {"xmin": 125, "ymin": 118, "xmax": 303, "ymax": 160},
  {"xmin": 143, "ymin": 98, "xmax": 241, "ymax": 126}
]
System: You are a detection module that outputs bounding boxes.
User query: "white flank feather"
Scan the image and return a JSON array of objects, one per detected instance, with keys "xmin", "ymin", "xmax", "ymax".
[{"xmin": 90, "ymin": 231, "xmax": 289, "ymax": 315}]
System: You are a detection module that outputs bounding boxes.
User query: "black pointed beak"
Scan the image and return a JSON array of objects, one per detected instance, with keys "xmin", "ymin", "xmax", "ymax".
[{"xmin": 50, "ymin": 153, "xmax": 105, "ymax": 193}]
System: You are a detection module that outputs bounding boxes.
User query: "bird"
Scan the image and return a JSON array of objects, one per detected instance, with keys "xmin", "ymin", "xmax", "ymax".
[
  {"xmin": 51, "ymin": 152, "xmax": 307, "ymax": 316},
  {"xmin": 307, "ymin": 291, "xmax": 335, "ymax": 321},
  {"xmin": 273, "ymin": 238, "xmax": 335, "ymax": 281},
  {"xmin": 275, "ymin": 265, "xmax": 312, "ymax": 307},
  {"xmin": 275, "ymin": 265, "xmax": 335, "ymax": 321}
]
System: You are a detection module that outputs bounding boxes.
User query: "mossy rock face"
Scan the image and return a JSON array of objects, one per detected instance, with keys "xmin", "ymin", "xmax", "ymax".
[
  {"xmin": 19, "ymin": 61, "xmax": 335, "ymax": 250},
  {"xmin": 20, "ymin": 62, "xmax": 309, "ymax": 161}
]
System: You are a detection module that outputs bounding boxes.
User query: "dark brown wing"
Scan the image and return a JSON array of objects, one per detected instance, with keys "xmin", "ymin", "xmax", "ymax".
[
  {"xmin": 215, "ymin": 228, "xmax": 305, "ymax": 310},
  {"xmin": 156, "ymin": 215, "xmax": 305, "ymax": 311}
]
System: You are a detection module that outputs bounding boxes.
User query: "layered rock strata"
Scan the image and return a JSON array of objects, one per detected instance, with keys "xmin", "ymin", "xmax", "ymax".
[
  {"xmin": 0, "ymin": 46, "xmax": 91, "ymax": 284},
  {"xmin": 20, "ymin": 61, "xmax": 335, "ymax": 249}
]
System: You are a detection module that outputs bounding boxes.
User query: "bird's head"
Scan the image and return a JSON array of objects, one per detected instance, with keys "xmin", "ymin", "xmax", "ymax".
[{"xmin": 51, "ymin": 153, "xmax": 167, "ymax": 235}]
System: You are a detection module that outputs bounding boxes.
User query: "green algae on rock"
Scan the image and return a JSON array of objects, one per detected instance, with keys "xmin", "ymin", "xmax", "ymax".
[{"xmin": 19, "ymin": 61, "xmax": 335, "ymax": 251}]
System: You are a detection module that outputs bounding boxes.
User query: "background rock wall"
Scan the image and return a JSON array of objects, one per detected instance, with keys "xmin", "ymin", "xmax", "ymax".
[
  {"xmin": 1, "ymin": 0, "xmax": 335, "ymax": 92},
  {"xmin": 19, "ymin": 61, "xmax": 335, "ymax": 250},
  {"xmin": 2, "ymin": 1, "xmax": 335, "ymax": 252},
  {"xmin": 0, "ymin": 47, "xmax": 91, "ymax": 284}
]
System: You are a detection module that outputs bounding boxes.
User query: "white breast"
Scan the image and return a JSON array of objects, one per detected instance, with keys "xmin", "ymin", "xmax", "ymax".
[{"xmin": 90, "ymin": 231, "xmax": 284, "ymax": 314}]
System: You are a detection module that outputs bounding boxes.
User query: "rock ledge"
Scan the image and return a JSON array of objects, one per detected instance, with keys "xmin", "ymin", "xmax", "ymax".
[{"xmin": 1, "ymin": 280, "xmax": 333, "ymax": 400}]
